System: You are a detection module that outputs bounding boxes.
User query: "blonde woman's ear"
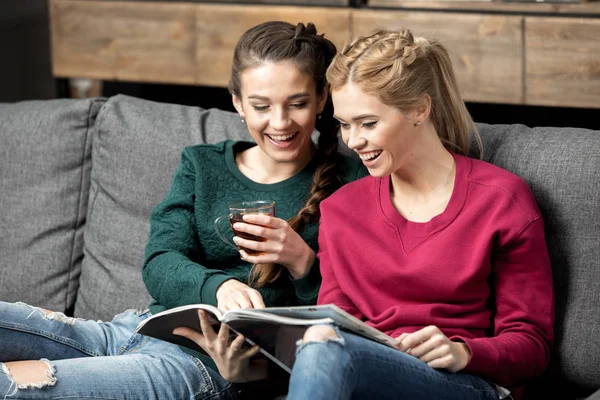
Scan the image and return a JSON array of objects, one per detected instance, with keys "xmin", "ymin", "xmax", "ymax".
[{"xmin": 414, "ymin": 93, "xmax": 432, "ymax": 123}]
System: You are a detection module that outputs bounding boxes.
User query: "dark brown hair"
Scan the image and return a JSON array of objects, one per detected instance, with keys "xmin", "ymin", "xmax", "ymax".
[{"xmin": 229, "ymin": 21, "xmax": 344, "ymax": 287}]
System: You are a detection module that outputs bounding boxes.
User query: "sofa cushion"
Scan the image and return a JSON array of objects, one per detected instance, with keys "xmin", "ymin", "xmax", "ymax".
[
  {"xmin": 475, "ymin": 123, "xmax": 600, "ymax": 397},
  {"xmin": 586, "ymin": 389, "xmax": 600, "ymax": 400},
  {"xmin": 75, "ymin": 94, "xmax": 248, "ymax": 321},
  {"xmin": 0, "ymin": 98, "xmax": 103, "ymax": 314}
]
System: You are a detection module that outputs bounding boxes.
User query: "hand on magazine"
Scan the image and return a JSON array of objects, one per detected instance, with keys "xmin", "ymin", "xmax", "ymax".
[
  {"xmin": 173, "ymin": 310, "xmax": 268, "ymax": 382},
  {"xmin": 394, "ymin": 325, "xmax": 471, "ymax": 373},
  {"xmin": 216, "ymin": 279, "xmax": 265, "ymax": 311},
  {"xmin": 233, "ymin": 214, "xmax": 315, "ymax": 278}
]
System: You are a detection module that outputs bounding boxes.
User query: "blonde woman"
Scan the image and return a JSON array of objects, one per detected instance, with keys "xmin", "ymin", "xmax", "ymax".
[{"xmin": 287, "ymin": 28, "xmax": 554, "ymax": 400}]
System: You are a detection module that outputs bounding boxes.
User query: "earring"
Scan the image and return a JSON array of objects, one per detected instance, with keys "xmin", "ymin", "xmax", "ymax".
[
  {"xmin": 317, "ymin": 114, "xmax": 322, "ymax": 120},
  {"xmin": 240, "ymin": 117, "xmax": 245, "ymax": 124},
  {"xmin": 414, "ymin": 121, "xmax": 422, "ymax": 127}
]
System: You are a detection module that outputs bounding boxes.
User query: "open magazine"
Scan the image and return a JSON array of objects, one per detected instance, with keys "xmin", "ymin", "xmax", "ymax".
[{"xmin": 135, "ymin": 303, "xmax": 396, "ymax": 373}]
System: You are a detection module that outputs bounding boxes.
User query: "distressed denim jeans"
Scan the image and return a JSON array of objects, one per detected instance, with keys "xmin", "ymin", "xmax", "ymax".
[
  {"xmin": 287, "ymin": 327, "xmax": 501, "ymax": 400},
  {"xmin": 0, "ymin": 301, "xmax": 238, "ymax": 400}
]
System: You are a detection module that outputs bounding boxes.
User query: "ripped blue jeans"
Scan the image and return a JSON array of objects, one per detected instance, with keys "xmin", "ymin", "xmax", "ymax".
[
  {"xmin": 288, "ymin": 327, "xmax": 502, "ymax": 400},
  {"xmin": 0, "ymin": 301, "xmax": 238, "ymax": 400}
]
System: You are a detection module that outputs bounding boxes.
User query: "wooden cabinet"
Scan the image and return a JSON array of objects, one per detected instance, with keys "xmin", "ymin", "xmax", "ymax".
[
  {"xmin": 50, "ymin": 1, "xmax": 197, "ymax": 84},
  {"xmin": 195, "ymin": 4, "xmax": 351, "ymax": 87},
  {"xmin": 50, "ymin": 1, "xmax": 351, "ymax": 88},
  {"xmin": 49, "ymin": 0, "xmax": 600, "ymax": 108},
  {"xmin": 352, "ymin": 10, "xmax": 523, "ymax": 104},
  {"xmin": 525, "ymin": 17, "xmax": 600, "ymax": 108}
]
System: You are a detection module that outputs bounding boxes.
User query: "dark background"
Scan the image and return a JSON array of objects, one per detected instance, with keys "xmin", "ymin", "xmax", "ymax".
[{"xmin": 2, "ymin": 0, "xmax": 598, "ymax": 130}]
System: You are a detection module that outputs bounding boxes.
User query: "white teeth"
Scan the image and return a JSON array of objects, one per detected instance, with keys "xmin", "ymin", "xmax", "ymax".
[
  {"xmin": 268, "ymin": 133, "xmax": 296, "ymax": 141},
  {"xmin": 358, "ymin": 150, "xmax": 382, "ymax": 161}
]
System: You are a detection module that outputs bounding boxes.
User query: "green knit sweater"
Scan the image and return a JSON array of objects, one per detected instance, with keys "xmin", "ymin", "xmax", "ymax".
[{"xmin": 142, "ymin": 140, "xmax": 366, "ymax": 369}]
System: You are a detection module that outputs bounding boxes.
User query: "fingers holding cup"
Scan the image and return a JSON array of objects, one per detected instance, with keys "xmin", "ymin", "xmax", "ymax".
[{"xmin": 214, "ymin": 200, "xmax": 275, "ymax": 257}]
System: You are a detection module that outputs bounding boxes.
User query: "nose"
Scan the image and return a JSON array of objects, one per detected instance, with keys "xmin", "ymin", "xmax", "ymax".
[
  {"xmin": 346, "ymin": 127, "xmax": 366, "ymax": 151},
  {"xmin": 270, "ymin": 108, "xmax": 291, "ymax": 131}
]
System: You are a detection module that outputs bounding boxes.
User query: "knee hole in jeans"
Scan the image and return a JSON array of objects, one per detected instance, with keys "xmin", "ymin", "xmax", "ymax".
[
  {"xmin": 16, "ymin": 302, "xmax": 78, "ymax": 326},
  {"xmin": 299, "ymin": 325, "xmax": 340, "ymax": 344},
  {"xmin": 1, "ymin": 359, "xmax": 57, "ymax": 390}
]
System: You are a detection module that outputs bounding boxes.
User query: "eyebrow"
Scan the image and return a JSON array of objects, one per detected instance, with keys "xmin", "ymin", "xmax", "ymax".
[
  {"xmin": 333, "ymin": 114, "xmax": 378, "ymax": 122},
  {"xmin": 247, "ymin": 92, "xmax": 310, "ymax": 101}
]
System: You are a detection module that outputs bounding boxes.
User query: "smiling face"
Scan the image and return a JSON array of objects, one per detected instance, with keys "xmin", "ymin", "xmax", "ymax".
[
  {"xmin": 232, "ymin": 60, "xmax": 326, "ymax": 167},
  {"xmin": 332, "ymin": 82, "xmax": 422, "ymax": 177}
]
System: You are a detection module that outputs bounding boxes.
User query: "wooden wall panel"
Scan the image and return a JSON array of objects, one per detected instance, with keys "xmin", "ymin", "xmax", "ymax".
[
  {"xmin": 50, "ymin": 0, "xmax": 196, "ymax": 84},
  {"xmin": 368, "ymin": 0, "xmax": 600, "ymax": 15},
  {"xmin": 50, "ymin": 1, "xmax": 352, "ymax": 87},
  {"xmin": 198, "ymin": 0, "xmax": 350, "ymax": 5},
  {"xmin": 195, "ymin": 4, "xmax": 351, "ymax": 87},
  {"xmin": 352, "ymin": 10, "xmax": 524, "ymax": 104},
  {"xmin": 48, "ymin": 0, "xmax": 600, "ymax": 108},
  {"xmin": 526, "ymin": 17, "xmax": 600, "ymax": 109}
]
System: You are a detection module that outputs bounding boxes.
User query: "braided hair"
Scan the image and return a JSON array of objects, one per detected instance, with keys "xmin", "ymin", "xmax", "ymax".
[
  {"xmin": 326, "ymin": 28, "xmax": 482, "ymax": 157},
  {"xmin": 229, "ymin": 21, "xmax": 344, "ymax": 287}
]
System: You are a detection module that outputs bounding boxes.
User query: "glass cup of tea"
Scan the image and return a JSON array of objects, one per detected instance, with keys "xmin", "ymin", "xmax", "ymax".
[{"xmin": 214, "ymin": 200, "xmax": 276, "ymax": 256}]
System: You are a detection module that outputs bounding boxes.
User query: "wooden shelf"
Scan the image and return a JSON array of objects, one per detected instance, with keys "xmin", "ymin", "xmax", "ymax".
[
  {"xmin": 352, "ymin": 10, "xmax": 523, "ymax": 104},
  {"xmin": 525, "ymin": 16, "xmax": 600, "ymax": 108},
  {"xmin": 49, "ymin": 0, "xmax": 600, "ymax": 108},
  {"xmin": 50, "ymin": 1, "xmax": 197, "ymax": 84},
  {"xmin": 50, "ymin": 1, "xmax": 352, "ymax": 86},
  {"xmin": 368, "ymin": 0, "xmax": 600, "ymax": 15},
  {"xmin": 195, "ymin": 4, "xmax": 351, "ymax": 87}
]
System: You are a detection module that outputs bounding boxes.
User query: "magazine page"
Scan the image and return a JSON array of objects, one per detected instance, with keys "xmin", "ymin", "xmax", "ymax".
[
  {"xmin": 253, "ymin": 304, "xmax": 397, "ymax": 348},
  {"xmin": 222, "ymin": 310, "xmax": 334, "ymax": 372},
  {"xmin": 222, "ymin": 309, "xmax": 333, "ymax": 326},
  {"xmin": 225, "ymin": 319, "xmax": 318, "ymax": 373},
  {"xmin": 134, "ymin": 303, "xmax": 395, "ymax": 374},
  {"xmin": 135, "ymin": 304, "xmax": 222, "ymax": 353}
]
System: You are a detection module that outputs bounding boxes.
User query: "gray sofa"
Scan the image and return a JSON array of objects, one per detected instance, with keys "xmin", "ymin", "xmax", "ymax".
[{"xmin": 0, "ymin": 94, "xmax": 598, "ymax": 399}]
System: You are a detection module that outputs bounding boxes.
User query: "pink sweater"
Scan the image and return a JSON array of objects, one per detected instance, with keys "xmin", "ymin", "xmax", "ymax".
[{"xmin": 317, "ymin": 153, "xmax": 554, "ymax": 395}]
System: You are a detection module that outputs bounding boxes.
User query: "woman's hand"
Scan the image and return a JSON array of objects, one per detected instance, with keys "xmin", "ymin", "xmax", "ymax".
[
  {"xmin": 216, "ymin": 280, "xmax": 265, "ymax": 311},
  {"xmin": 232, "ymin": 214, "xmax": 315, "ymax": 278},
  {"xmin": 173, "ymin": 310, "xmax": 268, "ymax": 383},
  {"xmin": 394, "ymin": 325, "xmax": 471, "ymax": 373}
]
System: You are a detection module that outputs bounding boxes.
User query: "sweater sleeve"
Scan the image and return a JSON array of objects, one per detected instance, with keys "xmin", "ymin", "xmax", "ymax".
[
  {"xmin": 316, "ymin": 203, "xmax": 365, "ymax": 319},
  {"xmin": 142, "ymin": 148, "xmax": 238, "ymax": 309},
  {"xmin": 454, "ymin": 218, "xmax": 554, "ymax": 387},
  {"xmin": 287, "ymin": 256, "xmax": 322, "ymax": 305}
]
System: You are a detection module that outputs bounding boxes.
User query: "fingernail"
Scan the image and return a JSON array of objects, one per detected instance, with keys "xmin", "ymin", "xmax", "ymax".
[
  {"xmin": 233, "ymin": 223, "xmax": 241, "ymax": 229},
  {"xmin": 232, "ymin": 237, "xmax": 239, "ymax": 244}
]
